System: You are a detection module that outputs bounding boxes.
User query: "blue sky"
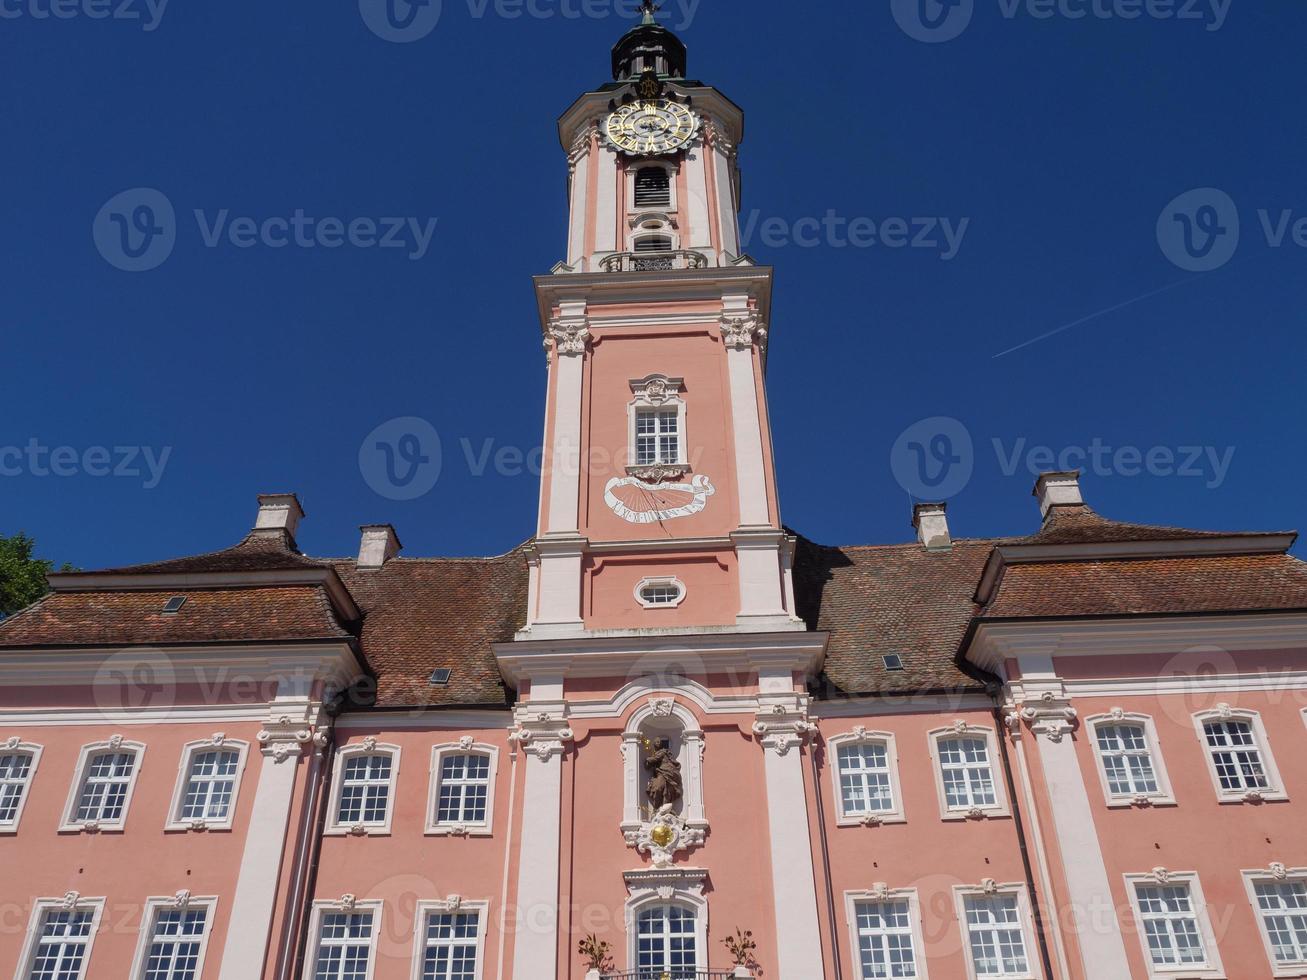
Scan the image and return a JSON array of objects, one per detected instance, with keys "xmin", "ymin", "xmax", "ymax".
[{"xmin": 3, "ymin": 0, "xmax": 1304, "ymax": 569}]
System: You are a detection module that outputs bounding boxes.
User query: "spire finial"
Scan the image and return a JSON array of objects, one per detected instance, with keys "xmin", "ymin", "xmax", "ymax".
[{"xmin": 640, "ymin": 0, "xmax": 660, "ymax": 26}]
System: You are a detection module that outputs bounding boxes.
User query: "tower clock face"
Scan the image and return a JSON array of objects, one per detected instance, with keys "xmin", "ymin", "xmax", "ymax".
[{"xmin": 604, "ymin": 100, "xmax": 700, "ymax": 156}]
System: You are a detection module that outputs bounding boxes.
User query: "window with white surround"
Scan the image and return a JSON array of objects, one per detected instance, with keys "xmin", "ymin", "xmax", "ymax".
[
  {"xmin": 845, "ymin": 888, "xmax": 927, "ymax": 980},
  {"xmin": 829, "ymin": 729, "xmax": 906, "ymax": 825},
  {"xmin": 129, "ymin": 895, "xmax": 216, "ymax": 980},
  {"xmin": 953, "ymin": 884, "xmax": 1039, "ymax": 980},
  {"xmin": 625, "ymin": 161, "xmax": 678, "ymax": 214},
  {"xmin": 427, "ymin": 743, "xmax": 498, "ymax": 836},
  {"xmin": 635, "ymin": 905, "xmax": 698, "ymax": 974},
  {"xmin": 17, "ymin": 896, "xmax": 105, "ymax": 980},
  {"xmin": 306, "ymin": 900, "xmax": 381, "ymax": 980},
  {"xmin": 928, "ymin": 724, "xmax": 1009, "ymax": 820},
  {"xmin": 413, "ymin": 900, "xmax": 487, "ymax": 980},
  {"xmin": 1192, "ymin": 706, "xmax": 1286, "ymax": 803},
  {"xmin": 1243, "ymin": 867, "xmax": 1307, "ymax": 976},
  {"xmin": 166, "ymin": 737, "xmax": 248, "ymax": 832},
  {"xmin": 60, "ymin": 738, "xmax": 145, "ymax": 832},
  {"xmin": 634, "ymin": 167, "xmax": 672, "ymax": 209},
  {"xmin": 327, "ymin": 741, "xmax": 400, "ymax": 836},
  {"xmin": 1086, "ymin": 712, "xmax": 1175, "ymax": 808},
  {"xmin": 626, "ymin": 375, "xmax": 687, "ymax": 474},
  {"xmin": 1124, "ymin": 871, "xmax": 1224, "ymax": 980},
  {"xmin": 634, "ymin": 576, "xmax": 687, "ymax": 610},
  {"xmin": 0, "ymin": 739, "xmax": 42, "ymax": 831}
]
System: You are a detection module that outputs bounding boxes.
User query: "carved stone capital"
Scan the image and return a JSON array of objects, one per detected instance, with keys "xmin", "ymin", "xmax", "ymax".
[
  {"xmin": 719, "ymin": 313, "xmax": 767, "ymax": 352},
  {"xmin": 1018, "ymin": 691, "xmax": 1078, "ymax": 743},
  {"xmin": 752, "ymin": 699, "xmax": 815, "ymax": 756},
  {"xmin": 545, "ymin": 316, "xmax": 591, "ymax": 358},
  {"xmin": 257, "ymin": 713, "xmax": 317, "ymax": 763},
  {"xmin": 509, "ymin": 706, "xmax": 574, "ymax": 762}
]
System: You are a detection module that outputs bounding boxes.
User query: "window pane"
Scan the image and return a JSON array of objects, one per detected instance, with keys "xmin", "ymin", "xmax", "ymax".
[
  {"xmin": 435, "ymin": 754, "xmax": 492, "ymax": 826},
  {"xmin": 421, "ymin": 911, "xmax": 479, "ymax": 980},
  {"xmin": 839, "ymin": 743, "xmax": 895, "ymax": 815},
  {"xmin": 0, "ymin": 752, "xmax": 33, "ymax": 823},
  {"xmin": 1256, "ymin": 881, "xmax": 1307, "ymax": 964},
  {"xmin": 855, "ymin": 900, "xmax": 918, "ymax": 979},
  {"xmin": 636, "ymin": 906, "xmax": 697, "ymax": 973},
  {"xmin": 964, "ymin": 895, "xmax": 1028, "ymax": 977},
  {"xmin": 337, "ymin": 755, "xmax": 392, "ymax": 826},
  {"xmin": 1135, "ymin": 884, "xmax": 1207, "ymax": 967}
]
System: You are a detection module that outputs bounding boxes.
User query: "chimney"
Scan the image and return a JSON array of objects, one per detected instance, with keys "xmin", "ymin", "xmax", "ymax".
[
  {"xmin": 912, "ymin": 502, "xmax": 952, "ymax": 551},
  {"xmin": 357, "ymin": 524, "xmax": 403, "ymax": 569},
  {"xmin": 253, "ymin": 493, "xmax": 305, "ymax": 545},
  {"xmin": 1033, "ymin": 471, "xmax": 1084, "ymax": 519}
]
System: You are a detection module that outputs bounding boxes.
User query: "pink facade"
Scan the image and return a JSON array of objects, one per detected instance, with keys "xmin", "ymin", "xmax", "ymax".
[{"xmin": 6, "ymin": 13, "xmax": 1307, "ymax": 980}]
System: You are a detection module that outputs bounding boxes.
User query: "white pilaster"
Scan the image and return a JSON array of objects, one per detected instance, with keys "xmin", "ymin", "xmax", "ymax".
[
  {"xmin": 709, "ymin": 123, "xmax": 740, "ymax": 257},
  {"xmin": 752, "ymin": 697, "xmax": 824, "ymax": 980},
  {"xmin": 594, "ymin": 146, "xmax": 619, "ymax": 255},
  {"xmin": 544, "ymin": 303, "xmax": 588, "ymax": 535},
  {"xmin": 218, "ymin": 710, "xmax": 321, "ymax": 980},
  {"xmin": 720, "ymin": 302, "xmax": 770, "ymax": 528},
  {"xmin": 509, "ymin": 708, "xmax": 573, "ymax": 980},
  {"xmin": 1019, "ymin": 683, "xmax": 1133, "ymax": 979},
  {"xmin": 685, "ymin": 147, "xmax": 713, "ymax": 252},
  {"xmin": 567, "ymin": 131, "xmax": 591, "ymax": 269}
]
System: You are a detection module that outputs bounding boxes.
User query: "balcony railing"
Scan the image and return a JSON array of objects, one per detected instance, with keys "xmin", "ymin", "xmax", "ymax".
[
  {"xmin": 600, "ymin": 250, "xmax": 710, "ymax": 273},
  {"xmin": 600, "ymin": 972, "xmax": 744, "ymax": 980}
]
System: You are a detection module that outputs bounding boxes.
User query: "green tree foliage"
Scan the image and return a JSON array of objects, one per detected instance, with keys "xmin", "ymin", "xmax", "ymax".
[{"xmin": 0, "ymin": 533, "xmax": 72, "ymax": 618}]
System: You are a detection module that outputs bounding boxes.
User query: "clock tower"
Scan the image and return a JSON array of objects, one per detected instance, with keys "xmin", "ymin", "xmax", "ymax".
[{"xmin": 522, "ymin": 3, "xmax": 802, "ymax": 639}]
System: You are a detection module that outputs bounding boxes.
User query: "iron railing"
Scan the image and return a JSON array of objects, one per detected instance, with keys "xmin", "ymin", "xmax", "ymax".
[
  {"xmin": 601, "ymin": 972, "xmax": 741, "ymax": 980},
  {"xmin": 599, "ymin": 250, "xmax": 710, "ymax": 273}
]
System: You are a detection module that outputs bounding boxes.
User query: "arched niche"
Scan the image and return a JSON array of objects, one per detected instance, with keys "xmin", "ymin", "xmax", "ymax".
[{"xmin": 620, "ymin": 698, "xmax": 707, "ymax": 835}]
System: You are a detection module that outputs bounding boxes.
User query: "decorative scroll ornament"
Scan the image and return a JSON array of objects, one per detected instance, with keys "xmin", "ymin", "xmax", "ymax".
[
  {"xmin": 604, "ymin": 474, "xmax": 716, "ymax": 524},
  {"xmin": 719, "ymin": 313, "xmax": 767, "ymax": 352},
  {"xmin": 649, "ymin": 698, "xmax": 675, "ymax": 718},
  {"xmin": 1270, "ymin": 863, "xmax": 1290, "ymax": 881},
  {"xmin": 625, "ymin": 804, "xmax": 705, "ymax": 869},
  {"xmin": 545, "ymin": 316, "xmax": 591, "ymax": 358},
  {"xmin": 3, "ymin": 736, "xmax": 20, "ymax": 750},
  {"xmin": 981, "ymin": 878, "xmax": 1000, "ymax": 896},
  {"xmin": 458, "ymin": 735, "xmax": 476, "ymax": 751},
  {"xmin": 1018, "ymin": 691, "xmax": 1078, "ymax": 743},
  {"xmin": 1151, "ymin": 868, "xmax": 1173, "ymax": 885},
  {"xmin": 870, "ymin": 882, "xmax": 892, "ymax": 901},
  {"xmin": 107, "ymin": 734, "xmax": 125, "ymax": 750},
  {"xmin": 509, "ymin": 708, "xmax": 574, "ymax": 762},
  {"xmin": 171, "ymin": 890, "xmax": 193, "ymax": 910},
  {"xmin": 257, "ymin": 714, "xmax": 315, "ymax": 764},
  {"xmin": 752, "ymin": 700, "xmax": 816, "ymax": 756}
]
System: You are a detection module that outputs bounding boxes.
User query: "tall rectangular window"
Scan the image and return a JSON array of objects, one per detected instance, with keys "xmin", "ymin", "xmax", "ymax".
[
  {"xmin": 1203, "ymin": 720, "xmax": 1269, "ymax": 793},
  {"xmin": 938, "ymin": 736, "xmax": 997, "ymax": 810},
  {"xmin": 74, "ymin": 750, "xmax": 137, "ymax": 824},
  {"xmin": 436, "ymin": 754, "xmax": 491, "ymax": 826},
  {"xmin": 962, "ymin": 894, "xmax": 1030, "ymax": 978},
  {"xmin": 179, "ymin": 750, "xmax": 240, "ymax": 822},
  {"xmin": 1253, "ymin": 879, "xmax": 1307, "ymax": 968},
  {"xmin": 853, "ymin": 900, "xmax": 919, "ymax": 979},
  {"xmin": 636, "ymin": 906, "xmax": 697, "ymax": 974},
  {"xmin": 837, "ymin": 742, "xmax": 895, "ymax": 817},
  {"xmin": 1134, "ymin": 884, "xmax": 1207, "ymax": 968},
  {"xmin": 311, "ymin": 911, "xmax": 375, "ymax": 980},
  {"xmin": 27, "ymin": 908, "xmax": 96, "ymax": 980},
  {"xmin": 141, "ymin": 907, "xmax": 208, "ymax": 980},
  {"xmin": 337, "ymin": 755, "xmax": 392, "ymax": 827},
  {"xmin": 635, "ymin": 410, "xmax": 680, "ymax": 466},
  {"xmin": 1095, "ymin": 724, "xmax": 1159, "ymax": 797},
  {"xmin": 0, "ymin": 750, "xmax": 35, "ymax": 825},
  {"xmin": 418, "ymin": 911, "xmax": 480, "ymax": 980}
]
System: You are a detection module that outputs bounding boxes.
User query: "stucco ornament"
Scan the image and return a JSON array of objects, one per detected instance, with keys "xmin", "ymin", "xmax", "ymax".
[
  {"xmin": 458, "ymin": 735, "xmax": 476, "ymax": 751},
  {"xmin": 545, "ymin": 316, "xmax": 591, "ymax": 358},
  {"xmin": 60, "ymin": 892, "xmax": 83, "ymax": 910},
  {"xmin": 258, "ymin": 713, "xmax": 316, "ymax": 763},
  {"xmin": 1019, "ymin": 691, "xmax": 1078, "ymax": 743},
  {"xmin": 980, "ymin": 878, "xmax": 999, "ymax": 896},
  {"xmin": 752, "ymin": 700, "xmax": 816, "ymax": 756},
  {"xmin": 627, "ymin": 804, "xmax": 705, "ymax": 869},
  {"xmin": 604, "ymin": 473, "xmax": 716, "ymax": 525},
  {"xmin": 870, "ymin": 882, "xmax": 891, "ymax": 901},
  {"xmin": 719, "ymin": 313, "xmax": 767, "ymax": 352},
  {"xmin": 171, "ymin": 890, "xmax": 193, "ymax": 910},
  {"xmin": 509, "ymin": 707, "xmax": 574, "ymax": 762},
  {"xmin": 361, "ymin": 736, "xmax": 378, "ymax": 752},
  {"xmin": 3, "ymin": 736, "xmax": 20, "ymax": 750},
  {"xmin": 1270, "ymin": 863, "xmax": 1290, "ymax": 881},
  {"xmin": 108, "ymin": 734, "xmax": 124, "ymax": 750},
  {"xmin": 1151, "ymin": 868, "xmax": 1173, "ymax": 885}
]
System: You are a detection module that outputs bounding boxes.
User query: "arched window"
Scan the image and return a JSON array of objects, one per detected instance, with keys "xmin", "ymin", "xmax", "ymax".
[
  {"xmin": 166, "ymin": 736, "xmax": 250, "ymax": 831},
  {"xmin": 60, "ymin": 737, "xmax": 146, "ymax": 832},
  {"xmin": 427, "ymin": 742, "xmax": 500, "ymax": 836},
  {"xmin": 327, "ymin": 740, "xmax": 401, "ymax": 835},
  {"xmin": 636, "ymin": 905, "xmax": 698, "ymax": 974},
  {"xmin": 634, "ymin": 167, "xmax": 672, "ymax": 208},
  {"xmin": 0, "ymin": 741, "xmax": 41, "ymax": 831}
]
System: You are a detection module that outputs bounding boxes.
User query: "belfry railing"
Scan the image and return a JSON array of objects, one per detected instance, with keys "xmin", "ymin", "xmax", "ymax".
[{"xmin": 599, "ymin": 250, "xmax": 710, "ymax": 273}]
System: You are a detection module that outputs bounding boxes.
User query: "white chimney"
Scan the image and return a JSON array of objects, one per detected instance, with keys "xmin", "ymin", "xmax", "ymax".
[
  {"xmin": 913, "ymin": 502, "xmax": 952, "ymax": 551},
  {"xmin": 357, "ymin": 524, "xmax": 403, "ymax": 569},
  {"xmin": 254, "ymin": 493, "xmax": 305, "ymax": 543},
  {"xmin": 1033, "ymin": 471, "xmax": 1084, "ymax": 519}
]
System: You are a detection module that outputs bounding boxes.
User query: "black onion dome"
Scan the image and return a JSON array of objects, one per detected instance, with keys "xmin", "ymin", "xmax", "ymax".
[{"xmin": 611, "ymin": 2, "xmax": 687, "ymax": 80}]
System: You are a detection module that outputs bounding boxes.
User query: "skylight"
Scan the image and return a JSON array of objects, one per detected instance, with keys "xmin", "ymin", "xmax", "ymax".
[
  {"xmin": 161, "ymin": 596, "xmax": 187, "ymax": 615},
  {"xmin": 429, "ymin": 668, "xmax": 452, "ymax": 686}
]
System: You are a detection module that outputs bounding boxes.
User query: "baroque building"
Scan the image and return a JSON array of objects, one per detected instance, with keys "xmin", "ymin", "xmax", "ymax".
[{"xmin": 5, "ymin": 9, "xmax": 1307, "ymax": 980}]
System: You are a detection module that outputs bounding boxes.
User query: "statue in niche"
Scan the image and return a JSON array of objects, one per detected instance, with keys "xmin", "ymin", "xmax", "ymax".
[{"xmin": 643, "ymin": 737, "xmax": 683, "ymax": 811}]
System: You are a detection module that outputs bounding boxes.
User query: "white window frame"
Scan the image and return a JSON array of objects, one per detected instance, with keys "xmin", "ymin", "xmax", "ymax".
[
  {"xmin": 1242, "ymin": 866, "xmax": 1307, "ymax": 978},
  {"xmin": 0, "ymin": 738, "xmax": 43, "ymax": 834},
  {"xmin": 927, "ymin": 723, "xmax": 1011, "ymax": 821},
  {"xmin": 844, "ymin": 887, "xmax": 930, "ymax": 980},
  {"xmin": 633, "ymin": 576, "xmax": 688, "ymax": 610},
  {"xmin": 625, "ymin": 160, "xmax": 679, "ymax": 214},
  {"xmin": 302, "ymin": 898, "xmax": 383, "ymax": 980},
  {"xmin": 1086, "ymin": 711, "xmax": 1177, "ymax": 809},
  {"xmin": 1192, "ymin": 706, "xmax": 1287, "ymax": 804},
  {"xmin": 626, "ymin": 375, "xmax": 688, "ymax": 473},
  {"xmin": 59, "ymin": 737, "xmax": 146, "ymax": 833},
  {"xmin": 164, "ymin": 736, "xmax": 250, "ymax": 832},
  {"xmin": 408, "ymin": 898, "xmax": 489, "ymax": 980},
  {"xmin": 625, "ymin": 896, "xmax": 707, "ymax": 976},
  {"xmin": 15, "ymin": 895, "xmax": 107, "ymax": 980},
  {"xmin": 829, "ymin": 728, "xmax": 906, "ymax": 827},
  {"xmin": 127, "ymin": 894, "xmax": 219, "ymax": 980},
  {"xmin": 326, "ymin": 741, "xmax": 401, "ymax": 837},
  {"xmin": 952, "ymin": 883, "xmax": 1042, "ymax": 980},
  {"xmin": 1123, "ymin": 871, "xmax": 1226, "ymax": 979},
  {"xmin": 426, "ymin": 742, "xmax": 499, "ymax": 837}
]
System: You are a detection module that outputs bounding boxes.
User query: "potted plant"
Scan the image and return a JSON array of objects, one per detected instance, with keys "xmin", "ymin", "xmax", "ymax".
[
  {"xmin": 723, "ymin": 927, "xmax": 757, "ymax": 975},
  {"xmin": 578, "ymin": 934, "xmax": 613, "ymax": 977}
]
